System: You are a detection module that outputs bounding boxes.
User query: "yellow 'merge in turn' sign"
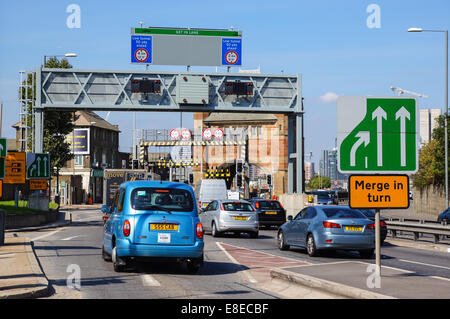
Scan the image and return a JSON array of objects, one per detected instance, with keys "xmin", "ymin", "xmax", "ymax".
[{"xmin": 348, "ymin": 175, "xmax": 409, "ymax": 209}]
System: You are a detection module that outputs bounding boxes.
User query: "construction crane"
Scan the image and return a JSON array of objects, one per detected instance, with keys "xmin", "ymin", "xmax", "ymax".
[{"xmin": 390, "ymin": 86, "xmax": 428, "ymax": 98}]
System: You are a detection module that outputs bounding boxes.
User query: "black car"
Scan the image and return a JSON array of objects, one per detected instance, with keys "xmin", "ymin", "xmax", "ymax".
[
  {"xmin": 359, "ymin": 209, "xmax": 387, "ymax": 245},
  {"xmin": 250, "ymin": 199, "xmax": 286, "ymax": 228},
  {"xmin": 437, "ymin": 208, "xmax": 450, "ymax": 224}
]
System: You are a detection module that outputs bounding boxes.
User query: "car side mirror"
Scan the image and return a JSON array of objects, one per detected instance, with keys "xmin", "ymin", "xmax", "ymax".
[
  {"xmin": 101, "ymin": 205, "xmax": 111, "ymax": 214},
  {"xmin": 287, "ymin": 215, "xmax": 293, "ymax": 222}
]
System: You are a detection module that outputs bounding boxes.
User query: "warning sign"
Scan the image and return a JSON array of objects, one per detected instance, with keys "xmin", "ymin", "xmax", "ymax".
[
  {"xmin": 4, "ymin": 152, "xmax": 26, "ymax": 184},
  {"xmin": 222, "ymin": 38, "xmax": 242, "ymax": 66},
  {"xmin": 131, "ymin": 35, "xmax": 152, "ymax": 64},
  {"xmin": 348, "ymin": 175, "xmax": 409, "ymax": 209}
]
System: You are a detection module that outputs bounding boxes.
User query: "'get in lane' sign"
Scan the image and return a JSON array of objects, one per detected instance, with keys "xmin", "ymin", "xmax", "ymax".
[{"xmin": 348, "ymin": 175, "xmax": 409, "ymax": 209}]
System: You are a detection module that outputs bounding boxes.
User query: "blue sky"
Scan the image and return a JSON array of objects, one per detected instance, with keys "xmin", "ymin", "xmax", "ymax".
[{"xmin": 0, "ymin": 0, "xmax": 449, "ymax": 167}]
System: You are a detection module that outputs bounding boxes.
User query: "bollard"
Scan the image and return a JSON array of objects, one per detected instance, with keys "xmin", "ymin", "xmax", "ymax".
[{"xmin": 0, "ymin": 209, "xmax": 5, "ymax": 246}]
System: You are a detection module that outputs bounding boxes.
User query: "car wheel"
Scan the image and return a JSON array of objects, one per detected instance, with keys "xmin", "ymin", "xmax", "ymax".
[
  {"xmin": 278, "ymin": 231, "xmax": 290, "ymax": 251},
  {"xmin": 359, "ymin": 249, "xmax": 375, "ymax": 259},
  {"xmin": 102, "ymin": 246, "xmax": 112, "ymax": 262},
  {"xmin": 112, "ymin": 246, "xmax": 126, "ymax": 272},
  {"xmin": 186, "ymin": 254, "xmax": 203, "ymax": 274},
  {"xmin": 306, "ymin": 234, "xmax": 318, "ymax": 257},
  {"xmin": 249, "ymin": 231, "xmax": 259, "ymax": 239},
  {"xmin": 211, "ymin": 222, "xmax": 220, "ymax": 237}
]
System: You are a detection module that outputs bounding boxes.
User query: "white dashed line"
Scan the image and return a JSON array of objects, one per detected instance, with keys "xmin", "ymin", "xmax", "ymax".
[{"xmin": 141, "ymin": 274, "xmax": 161, "ymax": 287}]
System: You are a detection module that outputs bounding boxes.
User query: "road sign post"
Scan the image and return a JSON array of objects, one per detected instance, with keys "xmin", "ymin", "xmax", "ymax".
[{"xmin": 339, "ymin": 96, "xmax": 419, "ymax": 280}]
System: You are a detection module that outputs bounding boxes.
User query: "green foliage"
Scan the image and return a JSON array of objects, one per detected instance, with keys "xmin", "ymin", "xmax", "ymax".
[
  {"xmin": 306, "ymin": 175, "xmax": 331, "ymax": 190},
  {"xmin": 412, "ymin": 114, "xmax": 450, "ymax": 189}
]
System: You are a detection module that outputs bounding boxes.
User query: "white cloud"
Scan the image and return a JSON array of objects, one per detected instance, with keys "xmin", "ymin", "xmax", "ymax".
[{"xmin": 318, "ymin": 92, "xmax": 339, "ymax": 103}]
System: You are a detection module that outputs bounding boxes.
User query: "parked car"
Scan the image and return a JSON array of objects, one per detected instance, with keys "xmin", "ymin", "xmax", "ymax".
[
  {"xmin": 277, "ymin": 206, "xmax": 375, "ymax": 258},
  {"xmin": 250, "ymin": 199, "xmax": 286, "ymax": 228},
  {"xmin": 358, "ymin": 209, "xmax": 388, "ymax": 245},
  {"xmin": 199, "ymin": 199, "xmax": 259, "ymax": 238},
  {"xmin": 102, "ymin": 181, "xmax": 204, "ymax": 273},
  {"xmin": 437, "ymin": 207, "xmax": 450, "ymax": 223},
  {"xmin": 194, "ymin": 179, "xmax": 228, "ymax": 210}
]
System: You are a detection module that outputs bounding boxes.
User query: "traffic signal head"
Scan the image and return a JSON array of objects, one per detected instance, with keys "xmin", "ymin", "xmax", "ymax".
[
  {"xmin": 267, "ymin": 174, "xmax": 272, "ymax": 185},
  {"xmin": 236, "ymin": 160, "xmax": 243, "ymax": 173},
  {"xmin": 236, "ymin": 174, "xmax": 243, "ymax": 187},
  {"xmin": 132, "ymin": 159, "xmax": 139, "ymax": 170},
  {"xmin": 189, "ymin": 173, "xmax": 194, "ymax": 184}
]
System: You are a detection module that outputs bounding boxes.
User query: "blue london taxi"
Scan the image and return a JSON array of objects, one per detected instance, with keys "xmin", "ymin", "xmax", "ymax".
[{"xmin": 102, "ymin": 181, "xmax": 204, "ymax": 273}]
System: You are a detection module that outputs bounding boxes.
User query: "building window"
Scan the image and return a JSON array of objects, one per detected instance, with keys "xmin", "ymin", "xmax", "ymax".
[{"xmin": 74, "ymin": 155, "xmax": 83, "ymax": 167}]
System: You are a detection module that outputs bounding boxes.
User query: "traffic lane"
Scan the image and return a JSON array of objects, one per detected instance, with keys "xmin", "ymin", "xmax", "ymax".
[
  {"xmin": 25, "ymin": 209, "xmax": 279, "ymax": 299},
  {"xmin": 210, "ymin": 229, "xmax": 450, "ymax": 279},
  {"xmin": 379, "ymin": 243, "xmax": 450, "ymax": 278}
]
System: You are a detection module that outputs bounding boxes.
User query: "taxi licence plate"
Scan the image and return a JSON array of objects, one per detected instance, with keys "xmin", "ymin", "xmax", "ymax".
[
  {"xmin": 344, "ymin": 226, "xmax": 363, "ymax": 232},
  {"xmin": 265, "ymin": 211, "xmax": 277, "ymax": 215},
  {"xmin": 233, "ymin": 216, "xmax": 248, "ymax": 220},
  {"xmin": 150, "ymin": 224, "xmax": 178, "ymax": 231}
]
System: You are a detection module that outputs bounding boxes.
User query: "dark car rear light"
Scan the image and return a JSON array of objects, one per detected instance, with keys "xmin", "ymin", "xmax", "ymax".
[
  {"xmin": 255, "ymin": 202, "xmax": 259, "ymax": 209},
  {"xmin": 196, "ymin": 223, "xmax": 203, "ymax": 239},
  {"xmin": 380, "ymin": 221, "xmax": 387, "ymax": 227},
  {"xmin": 103, "ymin": 216, "xmax": 109, "ymax": 221},
  {"xmin": 323, "ymin": 221, "xmax": 341, "ymax": 228},
  {"xmin": 366, "ymin": 223, "xmax": 376, "ymax": 230},
  {"xmin": 123, "ymin": 220, "xmax": 131, "ymax": 237}
]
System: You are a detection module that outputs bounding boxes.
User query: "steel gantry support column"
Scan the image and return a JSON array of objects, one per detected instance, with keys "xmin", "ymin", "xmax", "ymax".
[
  {"xmin": 287, "ymin": 74, "xmax": 304, "ymax": 194},
  {"xmin": 34, "ymin": 67, "xmax": 44, "ymax": 153}
]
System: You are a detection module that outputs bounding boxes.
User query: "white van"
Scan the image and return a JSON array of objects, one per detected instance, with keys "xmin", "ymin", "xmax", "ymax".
[{"xmin": 194, "ymin": 179, "xmax": 228, "ymax": 209}]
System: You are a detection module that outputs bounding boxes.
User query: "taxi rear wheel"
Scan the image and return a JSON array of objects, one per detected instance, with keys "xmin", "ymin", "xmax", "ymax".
[
  {"xmin": 102, "ymin": 246, "xmax": 112, "ymax": 262},
  {"xmin": 186, "ymin": 255, "xmax": 203, "ymax": 274},
  {"xmin": 112, "ymin": 246, "xmax": 126, "ymax": 272}
]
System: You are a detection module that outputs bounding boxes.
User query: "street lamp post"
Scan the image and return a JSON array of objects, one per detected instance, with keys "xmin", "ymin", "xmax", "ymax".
[{"xmin": 408, "ymin": 27, "xmax": 449, "ymax": 207}]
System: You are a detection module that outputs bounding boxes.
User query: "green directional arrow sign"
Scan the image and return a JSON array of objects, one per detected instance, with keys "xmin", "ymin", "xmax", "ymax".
[
  {"xmin": 337, "ymin": 97, "xmax": 418, "ymax": 174},
  {"xmin": 26, "ymin": 153, "xmax": 50, "ymax": 179},
  {"xmin": 0, "ymin": 137, "xmax": 7, "ymax": 158}
]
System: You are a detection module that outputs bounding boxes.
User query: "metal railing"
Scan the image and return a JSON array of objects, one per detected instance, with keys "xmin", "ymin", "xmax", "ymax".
[{"xmin": 386, "ymin": 218, "xmax": 450, "ymax": 243}]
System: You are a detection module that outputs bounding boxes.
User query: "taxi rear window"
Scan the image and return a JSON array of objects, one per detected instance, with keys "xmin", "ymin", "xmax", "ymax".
[{"xmin": 131, "ymin": 188, "xmax": 194, "ymax": 212}]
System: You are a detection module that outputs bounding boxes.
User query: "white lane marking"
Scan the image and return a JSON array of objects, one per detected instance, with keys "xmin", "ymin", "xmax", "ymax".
[
  {"xmin": 0, "ymin": 253, "xmax": 16, "ymax": 259},
  {"xmin": 216, "ymin": 242, "xmax": 257, "ymax": 284},
  {"xmin": 31, "ymin": 228, "xmax": 66, "ymax": 241},
  {"xmin": 399, "ymin": 259, "xmax": 450, "ymax": 271},
  {"xmin": 141, "ymin": 274, "xmax": 161, "ymax": 287},
  {"xmin": 61, "ymin": 235, "xmax": 83, "ymax": 241}
]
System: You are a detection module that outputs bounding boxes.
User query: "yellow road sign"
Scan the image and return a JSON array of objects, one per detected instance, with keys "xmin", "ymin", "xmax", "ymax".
[
  {"xmin": 4, "ymin": 152, "xmax": 26, "ymax": 184},
  {"xmin": 348, "ymin": 175, "xmax": 409, "ymax": 209}
]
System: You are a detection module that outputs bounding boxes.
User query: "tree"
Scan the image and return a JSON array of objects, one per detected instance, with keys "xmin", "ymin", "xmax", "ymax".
[
  {"xmin": 412, "ymin": 114, "xmax": 450, "ymax": 189},
  {"xmin": 307, "ymin": 175, "xmax": 331, "ymax": 190}
]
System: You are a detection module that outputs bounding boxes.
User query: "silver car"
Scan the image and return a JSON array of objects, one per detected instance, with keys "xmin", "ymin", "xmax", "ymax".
[{"xmin": 199, "ymin": 200, "xmax": 259, "ymax": 238}]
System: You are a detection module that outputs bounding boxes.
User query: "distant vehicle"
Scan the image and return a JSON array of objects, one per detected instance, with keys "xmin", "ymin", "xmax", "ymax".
[
  {"xmin": 199, "ymin": 199, "xmax": 259, "ymax": 238},
  {"xmin": 250, "ymin": 199, "xmax": 286, "ymax": 228},
  {"xmin": 311, "ymin": 190, "xmax": 336, "ymax": 205},
  {"xmin": 358, "ymin": 209, "xmax": 387, "ymax": 245},
  {"xmin": 194, "ymin": 179, "xmax": 228, "ymax": 209},
  {"xmin": 277, "ymin": 205, "xmax": 376, "ymax": 258},
  {"xmin": 102, "ymin": 181, "xmax": 204, "ymax": 273},
  {"xmin": 437, "ymin": 207, "xmax": 450, "ymax": 223}
]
